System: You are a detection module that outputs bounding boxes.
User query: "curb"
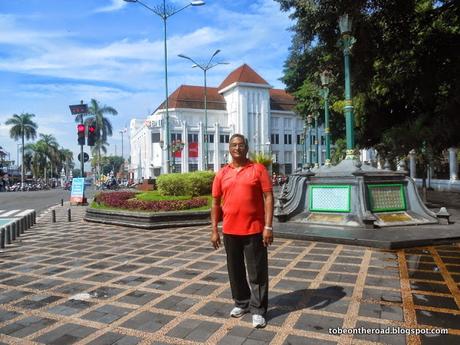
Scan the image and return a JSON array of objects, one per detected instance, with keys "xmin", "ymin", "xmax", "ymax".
[
  {"xmin": 0, "ymin": 210, "xmax": 36, "ymax": 250},
  {"xmin": 84, "ymin": 207, "xmax": 211, "ymax": 229}
]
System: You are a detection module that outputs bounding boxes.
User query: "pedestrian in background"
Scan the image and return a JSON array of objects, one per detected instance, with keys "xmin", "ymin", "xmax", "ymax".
[{"xmin": 211, "ymin": 133, "xmax": 274, "ymax": 328}]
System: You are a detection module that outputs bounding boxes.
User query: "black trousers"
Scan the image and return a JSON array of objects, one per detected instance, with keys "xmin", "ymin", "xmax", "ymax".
[{"xmin": 223, "ymin": 233, "xmax": 268, "ymax": 316}]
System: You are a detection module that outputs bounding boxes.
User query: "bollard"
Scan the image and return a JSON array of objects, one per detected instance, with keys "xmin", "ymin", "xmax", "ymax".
[
  {"xmin": 52, "ymin": 210, "xmax": 56, "ymax": 223},
  {"xmin": 15, "ymin": 220, "xmax": 20, "ymax": 237},
  {"xmin": 32, "ymin": 211, "xmax": 36, "ymax": 224},
  {"xmin": 11, "ymin": 223, "xmax": 16, "ymax": 241},
  {"xmin": 61, "ymin": 199, "xmax": 64, "ymax": 206},
  {"xmin": 67, "ymin": 208, "xmax": 71, "ymax": 222},
  {"xmin": 6, "ymin": 225, "xmax": 11, "ymax": 244},
  {"xmin": 25, "ymin": 214, "xmax": 30, "ymax": 230},
  {"xmin": 0, "ymin": 228, "xmax": 4, "ymax": 248},
  {"xmin": 20, "ymin": 218, "xmax": 25, "ymax": 234}
]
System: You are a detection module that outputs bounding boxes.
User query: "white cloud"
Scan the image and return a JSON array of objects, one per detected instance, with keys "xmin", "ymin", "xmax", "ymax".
[{"xmin": 93, "ymin": 0, "xmax": 127, "ymax": 14}]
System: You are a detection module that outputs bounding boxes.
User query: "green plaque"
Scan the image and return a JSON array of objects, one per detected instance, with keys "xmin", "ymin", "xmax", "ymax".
[
  {"xmin": 309, "ymin": 185, "xmax": 351, "ymax": 213},
  {"xmin": 367, "ymin": 184, "xmax": 406, "ymax": 212}
]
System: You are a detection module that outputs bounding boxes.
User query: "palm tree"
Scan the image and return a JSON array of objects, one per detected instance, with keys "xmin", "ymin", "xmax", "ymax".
[
  {"xmin": 85, "ymin": 99, "xmax": 118, "ymax": 175},
  {"xmin": 90, "ymin": 139, "xmax": 109, "ymax": 176},
  {"xmin": 5, "ymin": 113, "xmax": 38, "ymax": 187},
  {"xmin": 24, "ymin": 142, "xmax": 47, "ymax": 179},
  {"xmin": 38, "ymin": 134, "xmax": 59, "ymax": 182},
  {"xmin": 58, "ymin": 148, "xmax": 74, "ymax": 179}
]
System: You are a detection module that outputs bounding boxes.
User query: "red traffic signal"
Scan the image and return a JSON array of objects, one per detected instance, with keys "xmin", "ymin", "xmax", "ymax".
[
  {"xmin": 77, "ymin": 124, "xmax": 86, "ymax": 145},
  {"xmin": 87, "ymin": 124, "xmax": 96, "ymax": 146}
]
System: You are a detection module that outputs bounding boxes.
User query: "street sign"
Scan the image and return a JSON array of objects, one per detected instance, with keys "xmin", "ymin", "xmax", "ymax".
[
  {"xmin": 78, "ymin": 152, "xmax": 89, "ymax": 162},
  {"xmin": 69, "ymin": 104, "xmax": 88, "ymax": 115},
  {"xmin": 70, "ymin": 177, "xmax": 86, "ymax": 205}
]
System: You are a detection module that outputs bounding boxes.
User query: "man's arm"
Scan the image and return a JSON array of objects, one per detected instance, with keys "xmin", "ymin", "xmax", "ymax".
[
  {"xmin": 210, "ymin": 196, "xmax": 222, "ymax": 249},
  {"xmin": 262, "ymin": 191, "xmax": 274, "ymax": 247}
]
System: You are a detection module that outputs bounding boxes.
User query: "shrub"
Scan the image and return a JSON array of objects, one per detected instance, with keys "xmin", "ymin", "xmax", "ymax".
[
  {"xmin": 94, "ymin": 191, "xmax": 208, "ymax": 212},
  {"xmin": 157, "ymin": 171, "xmax": 215, "ymax": 196}
]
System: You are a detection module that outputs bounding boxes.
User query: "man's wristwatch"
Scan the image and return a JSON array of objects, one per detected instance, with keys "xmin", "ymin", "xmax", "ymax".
[{"xmin": 264, "ymin": 226, "xmax": 273, "ymax": 232}]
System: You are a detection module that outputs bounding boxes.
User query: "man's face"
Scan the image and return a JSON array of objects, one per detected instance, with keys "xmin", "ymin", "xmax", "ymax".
[{"xmin": 229, "ymin": 136, "xmax": 248, "ymax": 161}]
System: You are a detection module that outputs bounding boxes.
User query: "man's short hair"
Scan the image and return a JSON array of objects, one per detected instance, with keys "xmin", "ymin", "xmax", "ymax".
[{"xmin": 229, "ymin": 133, "xmax": 249, "ymax": 148}]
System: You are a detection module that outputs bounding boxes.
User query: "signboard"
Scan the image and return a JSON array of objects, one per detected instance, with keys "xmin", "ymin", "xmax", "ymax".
[
  {"xmin": 78, "ymin": 152, "xmax": 89, "ymax": 162},
  {"xmin": 70, "ymin": 178, "xmax": 86, "ymax": 204},
  {"xmin": 69, "ymin": 104, "xmax": 88, "ymax": 115},
  {"xmin": 367, "ymin": 184, "xmax": 406, "ymax": 212},
  {"xmin": 189, "ymin": 142, "xmax": 199, "ymax": 158},
  {"xmin": 309, "ymin": 185, "xmax": 351, "ymax": 213}
]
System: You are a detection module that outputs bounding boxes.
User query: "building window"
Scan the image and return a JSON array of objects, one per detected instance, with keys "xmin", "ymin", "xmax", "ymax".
[
  {"xmin": 272, "ymin": 117, "xmax": 279, "ymax": 128},
  {"xmin": 285, "ymin": 151, "xmax": 292, "ymax": 163},
  {"xmin": 206, "ymin": 134, "xmax": 214, "ymax": 143},
  {"xmin": 270, "ymin": 134, "xmax": 279, "ymax": 145},
  {"xmin": 284, "ymin": 118, "xmax": 292, "ymax": 128},
  {"xmin": 296, "ymin": 134, "xmax": 302, "ymax": 145},
  {"xmin": 220, "ymin": 134, "xmax": 229, "ymax": 143},
  {"xmin": 284, "ymin": 134, "xmax": 292, "ymax": 145},
  {"xmin": 321, "ymin": 136, "xmax": 325, "ymax": 145},
  {"xmin": 285, "ymin": 164, "xmax": 292, "ymax": 175},
  {"xmin": 151, "ymin": 133, "xmax": 160, "ymax": 143},
  {"xmin": 171, "ymin": 133, "xmax": 182, "ymax": 142},
  {"xmin": 188, "ymin": 133, "xmax": 198, "ymax": 142},
  {"xmin": 189, "ymin": 164, "xmax": 198, "ymax": 172}
]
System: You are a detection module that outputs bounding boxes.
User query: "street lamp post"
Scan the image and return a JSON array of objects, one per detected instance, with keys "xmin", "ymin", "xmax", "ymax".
[
  {"xmin": 307, "ymin": 114, "xmax": 313, "ymax": 165},
  {"xmin": 119, "ymin": 128, "xmax": 127, "ymax": 176},
  {"xmin": 124, "ymin": 0, "xmax": 205, "ymax": 174},
  {"xmin": 314, "ymin": 113, "xmax": 319, "ymax": 168},
  {"xmin": 320, "ymin": 69, "xmax": 332, "ymax": 166},
  {"xmin": 302, "ymin": 122, "xmax": 307, "ymax": 167},
  {"xmin": 178, "ymin": 50, "xmax": 228, "ymax": 170},
  {"xmin": 338, "ymin": 14, "xmax": 357, "ymax": 159}
]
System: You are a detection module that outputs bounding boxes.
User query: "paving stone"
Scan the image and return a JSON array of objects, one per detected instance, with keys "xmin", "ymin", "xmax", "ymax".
[
  {"xmin": 410, "ymin": 281, "xmax": 451, "ymax": 293},
  {"xmin": 365, "ymin": 276, "xmax": 402, "ymax": 289},
  {"xmin": 273, "ymin": 279, "xmax": 311, "ymax": 291},
  {"xmin": 34, "ymin": 323, "xmax": 96, "ymax": 345},
  {"xmin": 358, "ymin": 303, "xmax": 404, "ymax": 321},
  {"xmin": 294, "ymin": 261, "xmax": 325, "ymax": 270},
  {"xmin": 0, "ymin": 316, "xmax": 56, "ymax": 338},
  {"xmin": 294, "ymin": 312, "xmax": 343, "ymax": 334},
  {"xmin": 86, "ymin": 332, "xmax": 140, "ymax": 345},
  {"xmin": 85, "ymin": 272, "xmax": 120, "ymax": 283},
  {"xmin": 412, "ymin": 293, "xmax": 459, "ymax": 310},
  {"xmin": 0, "ymin": 309, "xmax": 21, "ymax": 323},
  {"xmin": 26, "ymin": 278, "xmax": 66, "ymax": 290},
  {"xmin": 138, "ymin": 266, "xmax": 171, "ymax": 276},
  {"xmin": 196, "ymin": 301, "xmax": 234, "ymax": 318},
  {"xmin": 1, "ymin": 275, "xmax": 37, "ymax": 286},
  {"xmin": 420, "ymin": 334, "xmax": 460, "ymax": 345},
  {"xmin": 362, "ymin": 287, "xmax": 402, "ymax": 303},
  {"xmin": 89, "ymin": 286, "xmax": 125, "ymax": 299},
  {"xmin": 114, "ymin": 275, "xmax": 149, "ymax": 286},
  {"xmin": 352, "ymin": 320, "xmax": 406, "ymax": 345},
  {"xmin": 285, "ymin": 269, "xmax": 319, "ymax": 280},
  {"xmin": 14, "ymin": 295, "xmax": 62, "ymax": 310},
  {"xmin": 47, "ymin": 299, "xmax": 94, "ymax": 316},
  {"xmin": 154, "ymin": 295, "xmax": 198, "ymax": 312},
  {"xmin": 282, "ymin": 335, "xmax": 337, "ymax": 345},
  {"xmin": 0, "ymin": 290, "xmax": 32, "ymax": 304},
  {"xmin": 167, "ymin": 319, "xmax": 221, "ymax": 342},
  {"xmin": 117, "ymin": 290, "xmax": 160, "ymax": 306},
  {"xmin": 146, "ymin": 279, "xmax": 182, "ymax": 291},
  {"xmin": 82, "ymin": 304, "xmax": 133, "ymax": 323},
  {"xmin": 416, "ymin": 309, "xmax": 460, "ymax": 329},
  {"xmin": 179, "ymin": 283, "xmax": 219, "ymax": 296},
  {"xmin": 53, "ymin": 282, "xmax": 95, "ymax": 295},
  {"xmin": 120, "ymin": 311, "xmax": 174, "ymax": 332}
]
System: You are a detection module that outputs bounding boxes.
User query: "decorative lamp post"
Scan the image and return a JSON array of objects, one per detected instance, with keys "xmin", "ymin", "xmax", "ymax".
[
  {"xmin": 124, "ymin": 0, "xmax": 205, "ymax": 174},
  {"xmin": 338, "ymin": 14, "xmax": 357, "ymax": 159},
  {"xmin": 320, "ymin": 69, "xmax": 332, "ymax": 166},
  {"xmin": 314, "ymin": 112, "xmax": 319, "ymax": 168},
  {"xmin": 302, "ymin": 122, "xmax": 307, "ymax": 167},
  {"xmin": 307, "ymin": 114, "xmax": 313, "ymax": 165},
  {"xmin": 171, "ymin": 139, "xmax": 184, "ymax": 173},
  {"xmin": 178, "ymin": 50, "xmax": 228, "ymax": 170}
]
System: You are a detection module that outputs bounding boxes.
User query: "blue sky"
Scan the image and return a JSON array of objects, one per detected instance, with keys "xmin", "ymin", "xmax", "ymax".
[{"xmin": 0, "ymin": 0, "xmax": 293, "ymax": 163}]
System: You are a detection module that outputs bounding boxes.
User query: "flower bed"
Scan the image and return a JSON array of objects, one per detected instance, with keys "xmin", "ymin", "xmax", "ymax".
[{"xmin": 94, "ymin": 191, "xmax": 208, "ymax": 212}]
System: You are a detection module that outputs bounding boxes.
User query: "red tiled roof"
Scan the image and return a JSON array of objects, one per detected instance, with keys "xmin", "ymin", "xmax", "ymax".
[
  {"xmin": 270, "ymin": 89, "xmax": 296, "ymax": 111},
  {"xmin": 156, "ymin": 85, "xmax": 227, "ymax": 111},
  {"xmin": 218, "ymin": 64, "xmax": 269, "ymax": 90}
]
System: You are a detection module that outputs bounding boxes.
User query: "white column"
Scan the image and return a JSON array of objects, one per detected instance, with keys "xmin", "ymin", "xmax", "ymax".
[
  {"xmin": 449, "ymin": 147, "xmax": 458, "ymax": 180},
  {"xmin": 409, "ymin": 149, "xmax": 416, "ymax": 178},
  {"xmin": 214, "ymin": 123, "xmax": 220, "ymax": 172},
  {"xmin": 198, "ymin": 121, "xmax": 204, "ymax": 171}
]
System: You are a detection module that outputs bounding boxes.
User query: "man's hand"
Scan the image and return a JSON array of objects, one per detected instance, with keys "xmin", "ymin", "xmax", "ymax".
[
  {"xmin": 262, "ymin": 228, "xmax": 273, "ymax": 247},
  {"xmin": 211, "ymin": 231, "xmax": 221, "ymax": 250}
]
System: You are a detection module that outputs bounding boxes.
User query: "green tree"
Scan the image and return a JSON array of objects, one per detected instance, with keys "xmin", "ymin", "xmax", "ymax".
[
  {"xmin": 37, "ymin": 134, "xmax": 59, "ymax": 181},
  {"xmin": 5, "ymin": 113, "xmax": 38, "ymax": 187},
  {"xmin": 275, "ymin": 0, "xmax": 460, "ymax": 163},
  {"xmin": 58, "ymin": 148, "xmax": 74, "ymax": 179},
  {"xmin": 84, "ymin": 99, "xmax": 118, "ymax": 175}
]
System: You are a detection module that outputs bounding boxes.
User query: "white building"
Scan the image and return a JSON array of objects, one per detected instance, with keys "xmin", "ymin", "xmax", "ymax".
[{"xmin": 129, "ymin": 64, "xmax": 326, "ymax": 179}]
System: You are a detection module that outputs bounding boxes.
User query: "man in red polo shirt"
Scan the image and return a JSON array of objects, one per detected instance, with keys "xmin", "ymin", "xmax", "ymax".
[{"xmin": 211, "ymin": 133, "xmax": 274, "ymax": 328}]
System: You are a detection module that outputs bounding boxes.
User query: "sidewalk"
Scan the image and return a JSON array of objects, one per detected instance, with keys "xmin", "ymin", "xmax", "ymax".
[{"xmin": 0, "ymin": 200, "xmax": 459, "ymax": 345}]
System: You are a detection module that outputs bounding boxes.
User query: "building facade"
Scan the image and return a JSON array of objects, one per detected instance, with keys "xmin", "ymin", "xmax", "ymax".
[{"xmin": 129, "ymin": 64, "xmax": 326, "ymax": 179}]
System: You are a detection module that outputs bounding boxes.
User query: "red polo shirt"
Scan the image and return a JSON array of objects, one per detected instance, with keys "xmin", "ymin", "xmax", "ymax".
[{"xmin": 212, "ymin": 161, "xmax": 273, "ymax": 235}]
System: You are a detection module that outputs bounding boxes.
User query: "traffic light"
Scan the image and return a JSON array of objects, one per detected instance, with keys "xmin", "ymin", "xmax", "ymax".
[
  {"xmin": 87, "ymin": 124, "xmax": 96, "ymax": 146},
  {"xmin": 77, "ymin": 124, "xmax": 85, "ymax": 146}
]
